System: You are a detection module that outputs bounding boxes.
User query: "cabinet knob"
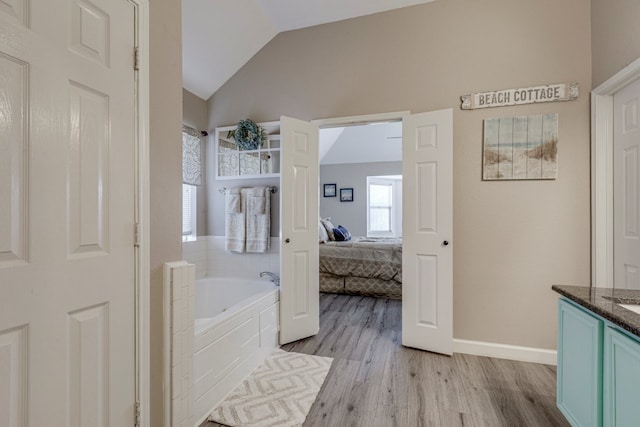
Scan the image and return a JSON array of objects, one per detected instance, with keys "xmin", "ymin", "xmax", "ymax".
[
  {"xmin": 285, "ymin": 238, "xmax": 291, "ymax": 243},
  {"xmin": 443, "ymin": 240, "xmax": 449, "ymax": 246}
]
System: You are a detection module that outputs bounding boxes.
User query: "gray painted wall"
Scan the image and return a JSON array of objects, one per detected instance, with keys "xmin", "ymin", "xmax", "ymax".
[
  {"xmin": 206, "ymin": 0, "xmax": 592, "ymax": 351},
  {"xmin": 320, "ymin": 162, "xmax": 402, "ymax": 237},
  {"xmin": 591, "ymin": 0, "xmax": 640, "ymax": 87},
  {"xmin": 150, "ymin": 0, "xmax": 183, "ymax": 422}
]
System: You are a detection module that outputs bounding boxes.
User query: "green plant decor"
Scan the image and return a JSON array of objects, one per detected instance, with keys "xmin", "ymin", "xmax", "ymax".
[{"xmin": 227, "ymin": 119, "xmax": 267, "ymax": 150}]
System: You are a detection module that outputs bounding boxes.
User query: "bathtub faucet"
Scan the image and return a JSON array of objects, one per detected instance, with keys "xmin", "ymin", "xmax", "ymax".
[{"xmin": 260, "ymin": 272, "xmax": 280, "ymax": 286}]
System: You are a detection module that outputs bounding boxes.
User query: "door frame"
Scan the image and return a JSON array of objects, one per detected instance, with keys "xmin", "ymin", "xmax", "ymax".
[
  {"xmin": 592, "ymin": 57, "xmax": 640, "ymax": 288},
  {"xmin": 130, "ymin": 1, "xmax": 151, "ymax": 426}
]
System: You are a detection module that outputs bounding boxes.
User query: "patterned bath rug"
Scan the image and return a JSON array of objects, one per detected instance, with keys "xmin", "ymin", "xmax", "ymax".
[{"xmin": 208, "ymin": 348, "xmax": 333, "ymax": 427}]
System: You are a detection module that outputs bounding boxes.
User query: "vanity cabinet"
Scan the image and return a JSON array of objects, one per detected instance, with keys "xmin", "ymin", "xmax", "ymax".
[
  {"xmin": 558, "ymin": 298, "xmax": 640, "ymax": 427},
  {"xmin": 557, "ymin": 299, "xmax": 603, "ymax": 427},
  {"xmin": 603, "ymin": 326, "xmax": 640, "ymax": 426}
]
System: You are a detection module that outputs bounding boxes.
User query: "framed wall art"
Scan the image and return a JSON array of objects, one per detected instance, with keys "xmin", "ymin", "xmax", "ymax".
[
  {"xmin": 483, "ymin": 113, "xmax": 558, "ymax": 180},
  {"xmin": 323, "ymin": 183, "xmax": 337, "ymax": 197},
  {"xmin": 340, "ymin": 188, "xmax": 354, "ymax": 202}
]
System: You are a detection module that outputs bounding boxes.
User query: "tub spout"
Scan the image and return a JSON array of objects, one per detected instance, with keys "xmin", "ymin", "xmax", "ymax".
[{"xmin": 259, "ymin": 272, "xmax": 280, "ymax": 286}]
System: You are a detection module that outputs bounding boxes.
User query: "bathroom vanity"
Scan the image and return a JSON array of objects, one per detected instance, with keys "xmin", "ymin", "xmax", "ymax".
[{"xmin": 553, "ymin": 285, "xmax": 640, "ymax": 427}]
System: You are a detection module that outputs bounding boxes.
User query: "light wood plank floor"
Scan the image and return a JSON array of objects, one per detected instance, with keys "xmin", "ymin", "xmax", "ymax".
[{"xmin": 203, "ymin": 293, "xmax": 569, "ymax": 427}]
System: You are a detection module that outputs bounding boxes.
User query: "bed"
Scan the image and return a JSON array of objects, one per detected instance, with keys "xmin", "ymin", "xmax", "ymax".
[{"xmin": 319, "ymin": 236, "xmax": 402, "ymax": 299}]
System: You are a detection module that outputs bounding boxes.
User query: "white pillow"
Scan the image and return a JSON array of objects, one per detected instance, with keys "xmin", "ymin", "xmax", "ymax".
[
  {"xmin": 318, "ymin": 221, "xmax": 329, "ymax": 243},
  {"xmin": 320, "ymin": 217, "xmax": 336, "ymax": 241}
]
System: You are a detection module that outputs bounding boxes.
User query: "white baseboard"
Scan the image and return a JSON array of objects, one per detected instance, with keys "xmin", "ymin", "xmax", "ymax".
[{"xmin": 453, "ymin": 339, "xmax": 557, "ymax": 366}]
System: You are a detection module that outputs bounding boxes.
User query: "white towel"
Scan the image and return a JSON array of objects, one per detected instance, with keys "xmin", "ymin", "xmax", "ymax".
[
  {"xmin": 225, "ymin": 187, "xmax": 241, "ymax": 214},
  {"xmin": 225, "ymin": 188, "xmax": 246, "ymax": 253},
  {"xmin": 246, "ymin": 186, "xmax": 270, "ymax": 253}
]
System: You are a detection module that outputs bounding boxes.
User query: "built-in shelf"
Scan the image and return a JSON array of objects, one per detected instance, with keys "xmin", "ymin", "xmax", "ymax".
[{"xmin": 215, "ymin": 121, "xmax": 281, "ymax": 180}]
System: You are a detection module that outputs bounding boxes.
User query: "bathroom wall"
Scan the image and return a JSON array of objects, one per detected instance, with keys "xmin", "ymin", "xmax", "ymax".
[
  {"xmin": 206, "ymin": 141, "xmax": 281, "ymax": 237},
  {"xmin": 149, "ymin": 0, "xmax": 184, "ymax": 423},
  {"xmin": 207, "ymin": 0, "xmax": 592, "ymax": 351},
  {"xmin": 183, "ymin": 236, "xmax": 281, "ymax": 279}
]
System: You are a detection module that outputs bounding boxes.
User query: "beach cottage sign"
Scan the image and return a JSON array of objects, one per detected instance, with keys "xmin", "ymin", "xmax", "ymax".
[{"xmin": 461, "ymin": 83, "xmax": 579, "ymax": 110}]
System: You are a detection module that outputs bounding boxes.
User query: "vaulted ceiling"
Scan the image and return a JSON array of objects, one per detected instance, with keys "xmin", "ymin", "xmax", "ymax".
[{"xmin": 182, "ymin": 0, "xmax": 436, "ymax": 100}]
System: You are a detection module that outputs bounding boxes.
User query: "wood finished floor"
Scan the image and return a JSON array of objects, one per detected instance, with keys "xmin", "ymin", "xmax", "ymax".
[{"xmin": 203, "ymin": 293, "xmax": 569, "ymax": 427}]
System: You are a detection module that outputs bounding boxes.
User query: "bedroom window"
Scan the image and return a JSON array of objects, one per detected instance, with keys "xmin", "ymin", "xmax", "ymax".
[{"xmin": 367, "ymin": 176, "xmax": 402, "ymax": 237}]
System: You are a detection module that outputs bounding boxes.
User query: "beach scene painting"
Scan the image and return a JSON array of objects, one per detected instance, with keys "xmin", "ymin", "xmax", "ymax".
[{"xmin": 483, "ymin": 113, "xmax": 558, "ymax": 180}]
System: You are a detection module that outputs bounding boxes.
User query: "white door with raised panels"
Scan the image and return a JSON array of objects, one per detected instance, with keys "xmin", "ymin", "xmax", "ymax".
[
  {"xmin": 0, "ymin": 0, "xmax": 137, "ymax": 425},
  {"xmin": 279, "ymin": 116, "xmax": 320, "ymax": 344},
  {"xmin": 614, "ymin": 77, "xmax": 640, "ymax": 290},
  {"xmin": 402, "ymin": 109, "xmax": 453, "ymax": 355}
]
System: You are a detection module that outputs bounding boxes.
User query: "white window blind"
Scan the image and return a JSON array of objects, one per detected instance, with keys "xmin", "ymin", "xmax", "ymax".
[
  {"xmin": 367, "ymin": 176, "xmax": 402, "ymax": 237},
  {"xmin": 182, "ymin": 184, "xmax": 195, "ymax": 237},
  {"xmin": 369, "ymin": 183, "xmax": 393, "ymax": 233}
]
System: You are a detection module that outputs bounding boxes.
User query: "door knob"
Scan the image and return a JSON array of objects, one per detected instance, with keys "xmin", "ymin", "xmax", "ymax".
[
  {"xmin": 442, "ymin": 240, "xmax": 449, "ymax": 246},
  {"xmin": 285, "ymin": 238, "xmax": 291, "ymax": 243}
]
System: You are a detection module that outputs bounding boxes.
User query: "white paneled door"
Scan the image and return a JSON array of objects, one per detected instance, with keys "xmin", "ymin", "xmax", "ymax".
[
  {"xmin": 0, "ymin": 0, "xmax": 136, "ymax": 425},
  {"xmin": 614, "ymin": 78, "xmax": 640, "ymax": 290},
  {"xmin": 279, "ymin": 116, "xmax": 320, "ymax": 344},
  {"xmin": 402, "ymin": 109, "xmax": 453, "ymax": 355}
]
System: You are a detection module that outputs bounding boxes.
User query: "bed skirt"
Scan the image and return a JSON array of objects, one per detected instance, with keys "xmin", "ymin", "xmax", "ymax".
[{"xmin": 319, "ymin": 273, "xmax": 401, "ymax": 300}]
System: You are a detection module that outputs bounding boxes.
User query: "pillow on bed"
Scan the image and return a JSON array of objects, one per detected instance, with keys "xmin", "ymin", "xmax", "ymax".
[
  {"xmin": 333, "ymin": 225, "xmax": 351, "ymax": 241},
  {"xmin": 318, "ymin": 221, "xmax": 329, "ymax": 243},
  {"xmin": 320, "ymin": 218, "xmax": 336, "ymax": 241}
]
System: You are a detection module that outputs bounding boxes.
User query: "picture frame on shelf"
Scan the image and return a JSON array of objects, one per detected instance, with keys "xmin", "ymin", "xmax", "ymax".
[
  {"xmin": 323, "ymin": 183, "xmax": 337, "ymax": 197},
  {"xmin": 340, "ymin": 188, "xmax": 354, "ymax": 202}
]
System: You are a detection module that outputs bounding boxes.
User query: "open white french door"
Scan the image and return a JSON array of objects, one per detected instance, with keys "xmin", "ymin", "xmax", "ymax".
[
  {"xmin": 614, "ymin": 77, "xmax": 640, "ymax": 290},
  {"xmin": 0, "ymin": 0, "xmax": 137, "ymax": 425},
  {"xmin": 402, "ymin": 109, "xmax": 454, "ymax": 355},
  {"xmin": 279, "ymin": 116, "xmax": 320, "ymax": 344}
]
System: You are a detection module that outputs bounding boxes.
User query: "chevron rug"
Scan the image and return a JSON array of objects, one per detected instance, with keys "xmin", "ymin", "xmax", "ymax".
[{"xmin": 208, "ymin": 349, "xmax": 333, "ymax": 427}]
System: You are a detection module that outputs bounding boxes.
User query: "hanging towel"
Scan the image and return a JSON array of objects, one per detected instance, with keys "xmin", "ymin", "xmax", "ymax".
[
  {"xmin": 246, "ymin": 186, "xmax": 271, "ymax": 253},
  {"xmin": 225, "ymin": 187, "xmax": 246, "ymax": 252},
  {"xmin": 225, "ymin": 187, "xmax": 241, "ymax": 213}
]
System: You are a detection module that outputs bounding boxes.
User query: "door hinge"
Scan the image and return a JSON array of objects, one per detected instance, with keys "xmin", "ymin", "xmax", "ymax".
[
  {"xmin": 134, "ymin": 400, "xmax": 141, "ymax": 427},
  {"xmin": 134, "ymin": 47, "xmax": 140, "ymax": 71},
  {"xmin": 134, "ymin": 222, "xmax": 141, "ymax": 247}
]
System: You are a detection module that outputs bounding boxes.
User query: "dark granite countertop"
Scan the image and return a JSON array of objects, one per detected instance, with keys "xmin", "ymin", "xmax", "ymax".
[{"xmin": 552, "ymin": 285, "xmax": 640, "ymax": 338}]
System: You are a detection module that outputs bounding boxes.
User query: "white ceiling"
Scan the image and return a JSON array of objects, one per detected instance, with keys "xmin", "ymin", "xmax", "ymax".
[
  {"xmin": 182, "ymin": 0, "xmax": 436, "ymax": 100},
  {"xmin": 320, "ymin": 122, "xmax": 402, "ymax": 165}
]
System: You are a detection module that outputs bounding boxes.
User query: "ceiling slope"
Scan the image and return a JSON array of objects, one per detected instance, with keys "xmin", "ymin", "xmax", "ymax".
[{"xmin": 182, "ymin": 0, "xmax": 436, "ymax": 100}]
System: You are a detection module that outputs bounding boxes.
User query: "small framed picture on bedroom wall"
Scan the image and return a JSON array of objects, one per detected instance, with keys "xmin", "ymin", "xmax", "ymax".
[
  {"xmin": 340, "ymin": 188, "xmax": 354, "ymax": 202},
  {"xmin": 323, "ymin": 183, "xmax": 337, "ymax": 197}
]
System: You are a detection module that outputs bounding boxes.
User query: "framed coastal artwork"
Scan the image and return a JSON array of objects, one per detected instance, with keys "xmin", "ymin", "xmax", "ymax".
[
  {"xmin": 323, "ymin": 183, "xmax": 337, "ymax": 197},
  {"xmin": 483, "ymin": 113, "xmax": 558, "ymax": 180},
  {"xmin": 340, "ymin": 188, "xmax": 354, "ymax": 202}
]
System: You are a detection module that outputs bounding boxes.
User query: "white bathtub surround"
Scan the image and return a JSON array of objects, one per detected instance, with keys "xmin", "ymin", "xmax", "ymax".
[
  {"xmin": 182, "ymin": 237, "xmax": 208, "ymax": 279},
  {"xmin": 209, "ymin": 349, "xmax": 333, "ymax": 427},
  {"xmin": 193, "ymin": 277, "xmax": 280, "ymax": 426},
  {"xmin": 182, "ymin": 236, "xmax": 280, "ymax": 280},
  {"xmin": 163, "ymin": 261, "xmax": 196, "ymax": 427}
]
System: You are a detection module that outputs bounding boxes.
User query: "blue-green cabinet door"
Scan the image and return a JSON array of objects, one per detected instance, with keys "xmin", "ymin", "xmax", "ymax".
[
  {"xmin": 603, "ymin": 326, "xmax": 640, "ymax": 427},
  {"xmin": 558, "ymin": 299, "xmax": 603, "ymax": 427}
]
